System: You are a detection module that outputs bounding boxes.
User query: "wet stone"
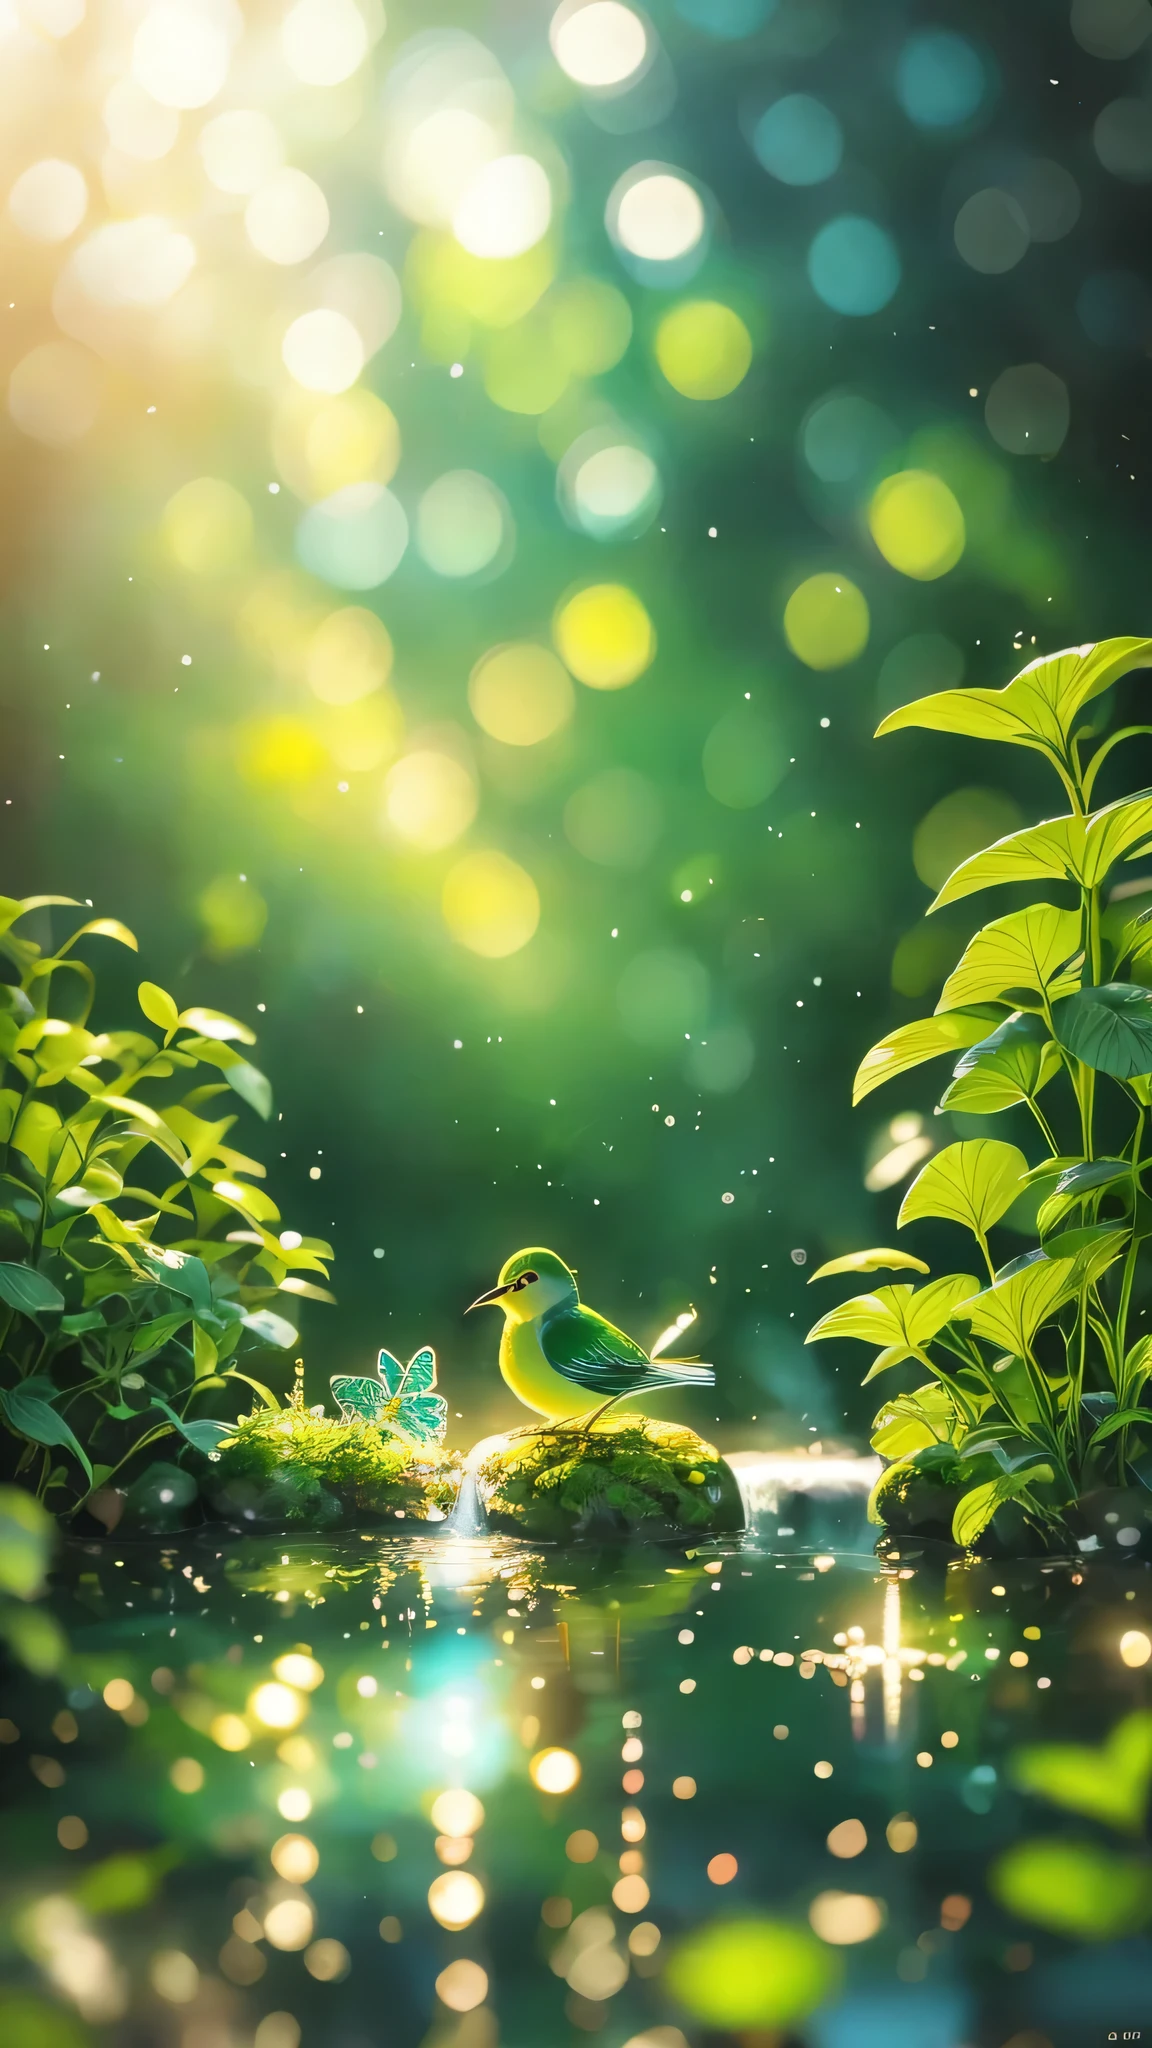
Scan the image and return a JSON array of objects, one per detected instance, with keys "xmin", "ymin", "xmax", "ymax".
[
  {"xmin": 202, "ymin": 1411, "xmax": 462, "ymax": 1531},
  {"xmin": 476, "ymin": 1413, "xmax": 745, "ymax": 1542}
]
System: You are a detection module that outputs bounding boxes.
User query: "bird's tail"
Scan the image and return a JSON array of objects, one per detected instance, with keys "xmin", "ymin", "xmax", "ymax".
[{"xmin": 649, "ymin": 1359, "xmax": 715, "ymax": 1387}]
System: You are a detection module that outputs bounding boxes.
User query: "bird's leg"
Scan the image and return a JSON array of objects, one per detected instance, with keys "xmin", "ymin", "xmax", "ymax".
[{"xmin": 575, "ymin": 1392, "xmax": 626, "ymax": 1437}]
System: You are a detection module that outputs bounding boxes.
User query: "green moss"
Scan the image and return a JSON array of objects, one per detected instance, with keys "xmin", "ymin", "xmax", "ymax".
[
  {"xmin": 478, "ymin": 1414, "xmax": 744, "ymax": 1542},
  {"xmin": 203, "ymin": 1410, "xmax": 461, "ymax": 1530}
]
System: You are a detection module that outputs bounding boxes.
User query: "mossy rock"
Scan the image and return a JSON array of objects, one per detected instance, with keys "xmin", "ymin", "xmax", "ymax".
[
  {"xmin": 476, "ymin": 1414, "xmax": 744, "ymax": 1543},
  {"xmin": 202, "ymin": 1411, "xmax": 462, "ymax": 1531}
]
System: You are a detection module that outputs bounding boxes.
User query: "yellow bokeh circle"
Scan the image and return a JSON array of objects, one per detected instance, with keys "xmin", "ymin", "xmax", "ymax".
[
  {"xmin": 306, "ymin": 606, "xmax": 394, "ymax": 705},
  {"xmin": 655, "ymin": 300, "xmax": 752, "ymax": 401},
  {"xmin": 469, "ymin": 642, "xmax": 574, "ymax": 746},
  {"xmin": 384, "ymin": 751, "xmax": 477, "ymax": 851},
  {"xmin": 442, "ymin": 849, "xmax": 540, "ymax": 958},
  {"xmin": 868, "ymin": 469, "xmax": 965, "ymax": 581},
  {"xmin": 783, "ymin": 573, "xmax": 870, "ymax": 670},
  {"xmin": 553, "ymin": 583, "xmax": 655, "ymax": 690},
  {"xmin": 162, "ymin": 476, "xmax": 252, "ymax": 574}
]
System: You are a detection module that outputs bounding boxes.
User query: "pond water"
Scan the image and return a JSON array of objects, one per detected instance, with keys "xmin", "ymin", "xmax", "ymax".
[{"xmin": 2, "ymin": 1460, "xmax": 1150, "ymax": 2048}]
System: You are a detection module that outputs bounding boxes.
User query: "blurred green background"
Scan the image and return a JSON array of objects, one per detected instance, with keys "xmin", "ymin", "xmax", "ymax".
[{"xmin": 1, "ymin": 0, "xmax": 1150, "ymax": 1446}]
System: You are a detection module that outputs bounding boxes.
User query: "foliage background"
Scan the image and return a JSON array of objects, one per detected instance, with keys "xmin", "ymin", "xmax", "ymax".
[{"xmin": 0, "ymin": 0, "xmax": 1150, "ymax": 1448}]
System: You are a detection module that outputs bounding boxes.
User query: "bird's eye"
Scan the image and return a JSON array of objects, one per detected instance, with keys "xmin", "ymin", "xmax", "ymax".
[{"xmin": 518, "ymin": 1270, "xmax": 539, "ymax": 1287}]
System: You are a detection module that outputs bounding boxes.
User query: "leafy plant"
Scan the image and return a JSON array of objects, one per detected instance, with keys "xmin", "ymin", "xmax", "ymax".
[
  {"xmin": 807, "ymin": 637, "xmax": 1152, "ymax": 1547},
  {"xmin": 0, "ymin": 890, "xmax": 334, "ymax": 1513}
]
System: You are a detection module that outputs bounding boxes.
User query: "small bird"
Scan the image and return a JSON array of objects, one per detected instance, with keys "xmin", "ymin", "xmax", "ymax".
[{"xmin": 467, "ymin": 1246, "xmax": 714, "ymax": 1426}]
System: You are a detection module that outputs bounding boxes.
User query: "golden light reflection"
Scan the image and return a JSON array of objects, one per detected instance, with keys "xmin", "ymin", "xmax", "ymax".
[
  {"xmin": 553, "ymin": 582, "xmax": 655, "ymax": 689},
  {"xmin": 808, "ymin": 1891, "xmax": 886, "ymax": 1944},
  {"xmin": 530, "ymin": 1746, "xmax": 581, "ymax": 1793},
  {"xmin": 272, "ymin": 1653, "xmax": 324, "ymax": 1691},
  {"xmin": 383, "ymin": 749, "xmax": 477, "ymax": 850},
  {"xmin": 469, "ymin": 642, "xmax": 574, "ymax": 745},
  {"xmin": 442, "ymin": 849, "xmax": 540, "ymax": 958},
  {"xmin": 306, "ymin": 606, "xmax": 395, "ymax": 704},
  {"xmin": 271, "ymin": 1834, "xmax": 320, "ymax": 1883},
  {"xmin": 263, "ymin": 1894, "xmax": 315, "ymax": 1951},
  {"xmin": 428, "ymin": 1869, "xmax": 485, "ymax": 1929},
  {"xmin": 430, "ymin": 1787, "xmax": 485, "ymax": 1836},
  {"xmin": 250, "ymin": 1681, "xmax": 307, "ymax": 1729}
]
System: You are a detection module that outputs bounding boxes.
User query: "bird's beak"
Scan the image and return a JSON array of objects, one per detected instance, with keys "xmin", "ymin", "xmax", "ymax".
[{"xmin": 466, "ymin": 1281, "xmax": 516, "ymax": 1312}]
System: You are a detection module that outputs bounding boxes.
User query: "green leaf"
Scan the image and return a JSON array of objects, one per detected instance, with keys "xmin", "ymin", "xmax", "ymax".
[
  {"xmin": 1053, "ymin": 982, "xmax": 1152, "ymax": 1079},
  {"xmin": 990, "ymin": 1836, "xmax": 1152, "ymax": 1940},
  {"xmin": 852, "ymin": 1007, "xmax": 1002, "ymax": 1106},
  {"xmin": 137, "ymin": 981, "xmax": 179, "ymax": 1036},
  {"xmin": 192, "ymin": 1323, "xmax": 218, "ymax": 1378},
  {"xmin": 954, "ymin": 1252, "xmax": 1080, "ymax": 1355},
  {"xmin": 0, "ymin": 1485, "xmax": 53, "ymax": 1598},
  {"xmin": 223, "ymin": 1369, "xmax": 281, "ymax": 1410},
  {"xmin": 129, "ymin": 1310, "xmax": 192, "ymax": 1358},
  {"xmin": 808, "ymin": 1248, "xmax": 930, "ymax": 1283},
  {"xmin": 929, "ymin": 789, "xmax": 1152, "ymax": 914},
  {"xmin": 898, "ymin": 1139, "xmax": 1027, "ymax": 1238},
  {"xmin": 149, "ymin": 1398, "xmax": 230, "ymax": 1455},
  {"xmin": 807, "ymin": 1273, "xmax": 980, "ymax": 1368},
  {"xmin": 240, "ymin": 1307, "xmax": 298, "ymax": 1349},
  {"xmin": 0, "ymin": 1264, "xmax": 64, "ymax": 1316},
  {"xmin": 952, "ymin": 1463, "xmax": 1053, "ymax": 1546},
  {"xmin": 177, "ymin": 1006, "xmax": 256, "ymax": 1045},
  {"xmin": 1010, "ymin": 1713, "xmax": 1152, "ymax": 1835},
  {"xmin": 1053, "ymin": 1157, "xmax": 1131, "ymax": 1197},
  {"xmin": 1087, "ymin": 1407, "xmax": 1152, "ymax": 1450},
  {"xmin": 877, "ymin": 637, "xmax": 1152, "ymax": 756},
  {"xmin": 11, "ymin": 1101, "xmax": 61, "ymax": 1177},
  {"xmin": 135, "ymin": 1247, "xmax": 213, "ymax": 1313},
  {"xmin": 224, "ymin": 1061, "xmax": 273, "ymax": 1120},
  {"xmin": 1042, "ymin": 1224, "xmax": 1130, "ymax": 1289},
  {"xmin": 0, "ymin": 1387, "xmax": 92, "ymax": 1485},
  {"xmin": 939, "ymin": 1029, "xmax": 1062, "ymax": 1115},
  {"xmin": 937, "ymin": 903, "xmax": 1083, "ymax": 1012},
  {"xmin": 870, "ymin": 1384, "xmax": 960, "ymax": 1458}
]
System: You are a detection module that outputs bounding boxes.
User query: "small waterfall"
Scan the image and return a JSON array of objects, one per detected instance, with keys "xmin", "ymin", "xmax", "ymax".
[
  {"xmin": 444, "ymin": 1468, "xmax": 487, "ymax": 1538},
  {"xmin": 725, "ymin": 1449, "xmax": 880, "ymax": 1548}
]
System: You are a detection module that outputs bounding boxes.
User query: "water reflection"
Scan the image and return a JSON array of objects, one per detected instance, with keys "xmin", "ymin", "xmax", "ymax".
[{"xmin": 0, "ymin": 1489, "xmax": 1150, "ymax": 2048}]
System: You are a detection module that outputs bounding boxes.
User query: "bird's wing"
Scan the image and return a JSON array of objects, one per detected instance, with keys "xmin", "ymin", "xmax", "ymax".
[{"xmin": 539, "ymin": 1306, "xmax": 666, "ymax": 1395}]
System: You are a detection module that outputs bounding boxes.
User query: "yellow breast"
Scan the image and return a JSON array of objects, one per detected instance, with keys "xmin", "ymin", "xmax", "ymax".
[{"xmin": 500, "ymin": 1319, "xmax": 590, "ymax": 1420}]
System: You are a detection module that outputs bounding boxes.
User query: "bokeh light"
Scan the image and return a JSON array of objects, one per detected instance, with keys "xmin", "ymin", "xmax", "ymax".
[
  {"xmin": 441, "ymin": 850, "xmax": 541, "ymax": 957},
  {"xmin": 565, "ymin": 768, "xmax": 663, "ymax": 867},
  {"xmin": 808, "ymin": 217, "xmax": 900, "ymax": 316},
  {"xmin": 912, "ymin": 787, "xmax": 1022, "ymax": 891},
  {"xmin": 246, "ymin": 169, "xmax": 330, "ymax": 266},
  {"xmin": 895, "ymin": 30, "xmax": 986, "ymax": 129},
  {"xmin": 1120, "ymin": 1630, "xmax": 1152, "ymax": 1667},
  {"xmin": 250, "ymin": 1683, "xmax": 306, "ymax": 1730},
  {"xmin": 296, "ymin": 483, "xmax": 408, "ymax": 590},
  {"xmin": 610, "ymin": 169, "xmax": 706, "ymax": 263},
  {"xmin": 271, "ymin": 1834, "xmax": 320, "ymax": 1882},
  {"xmin": 281, "ymin": 0, "xmax": 368, "ymax": 87},
  {"xmin": 431, "ymin": 1789, "xmax": 485, "ymax": 1836},
  {"xmin": 454, "ymin": 156, "xmax": 552, "ymax": 259},
  {"xmin": 1071, "ymin": 0, "xmax": 1152, "ymax": 57},
  {"xmin": 529, "ymin": 1746, "xmax": 582, "ymax": 1793},
  {"xmin": 8, "ymin": 159, "xmax": 87, "ymax": 242},
  {"xmin": 665, "ymin": 1917, "xmax": 840, "ymax": 2029},
  {"xmin": 550, "ymin": 3, "xmax": 648, "ymax": 87},
  {"xmin": 428, "ymin": 1871, "xmax": 485, "ymax": 1929},
  {"xmin": 954, "ymin": 188, "xmax": 1029, "ymax": 272},
  {"xmin": 104, "ymin": 80, "xmax": 179, "ymax": 161},
  {"xmin": 150, "ymin": 1951, "xmax": 199, "ymax": 2003},
  {"xmin": 436, "ymin": 1958, "xmax": 489, "ymax": 2011},
  {"xmin": 783, "ymin": 573, "xmax": 869, "ymax": 668},
  {"xmin": 753, "ymin": 96, "xmax": 843, "ymax": 185},
  {"xmin": 68, "ymin": 217, "xmax": 195, "ymax": 307},
  {"xmin": 1095, "ymin": 98, "xmax": 1152, "ymax": 181},
  {"xmin": 307, "ymin": 607, "xmax": 394, "ymax": 706},
  {"xmin": 559, "ymin": 433, "xmax": 660, "ymax": 540},
  {"xmin": 801, "ymin": 393, "xmax": 896, "ymax": 486},
  {"xmin": 553, "ymin": 583, "xmax": 655, "ymax": 689},
  {"xmin": 703, "ymin": 706, "xmax": 786, "ymax": 808},
  {"xmin": 868, "ymin": 470, "xmax": 965, "ymax": 580},
  {"xmin": 274, "ymin": 388, "xmax": 401, "ymax": 501},
  {"xmin": 162, "ymin": 477, "xmax": 253, "ymax": 575},
  {"xmin": 617, "ymin": 947, "xmax": 708, "ymax": 1049},
  {"xmin": 132, "ymin": 2, "xmax": 231, "ymax": 111},
  {"xmin": 469, "ymin": 643, "xmax": 574, "ymax": 745},
  {"xmin": 985, "ymin": 363, "xmax": 1070, "ymax": 455},
  {"xmin": 548, "ymin": 275, "xmax": 632, "ymax": 373},
  {"xmin": 263, "ymin": 1897, "xmax": 315, "ymax": 1951},
  {"xmin": 808, "ymin": 1891, "xmax": 886, "ymax": 1944},
  {"xmin": 282, "ymin": 310, "xmax": 364, "ymax": 394},
  {"xmin": 655, "ymin": 300, "xmax": 752, "ymax": 399},
  {"xmin": 384, "ymin": 751, "xmax": 477, "ymax": 851},
  {"xmin": 199, "ymin": 110, "xmax": 284, "ymax": 195},
  {"xmin": 8, "ymin": 341, "xmax": 102, "ymax": 446},
  {"xmin": 272, "ymin": 1654, "xmax": 324, "ymax": 1690},
  {"xmin": 416, "ymin": 471, "xmax": 511, "ymax": 577}
]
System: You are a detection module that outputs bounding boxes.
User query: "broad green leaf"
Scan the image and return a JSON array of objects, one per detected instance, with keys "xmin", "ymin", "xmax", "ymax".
[
  {"xmin": 939, "ymin": 1039, "xmax": 1062, "ymax": 1115},
  {"xmin": 1022, "ymin": 1154, "xmax": 1082, "ymax": 1186},
  {"xmin": 807, "ymin": 1273, "xmax": 980, "ymax": 1365},
  {"xmin": 852, "ymin": 1007, "xmax": 1001, "ymax": 1105},
  {"xmin": 952, "ymin": 1463, "xmax": 1053, "ymax": 1546},
  {"xmin": 0, "ymin": 1386, "xmax": 92, "ymax": 1484},
  {"xmin": 224, "ymin": 1060, "xmax": 273, "ymax": 1120},
  {"xmin": 277, "ymin": 1277, "xmax": 337, "ymax": 1305},
  {"xmin": 149, "ymin": 1398, "xmax": 230, "ymax": 1455},
  {"xmin": 240, "ymin": 1307, "xmax": 299, "ymax": 1348},
  {"xmin": 135, "ymin": 1246, "xmax": 214, "ymax": 1313},
  {"xmin": 11, "ymin": 1100, "xmax": 61, "ymax": 1176},
  {"xmin": 223, "ymin": 1369, "xmax": 281, "ymax": 1410},
  {"xmin": 930, "ymin": 789, "xmax": 1152, "ymax": 913},
  {"xmin": 877, "ymin": 638, "xmax": 1152, "ymax": 756},
  {"xmin": 808, "ymin": 1248, "xmax": 930, "ymax": 1283},
  {"xmin": 130, "ymin": 1310, "xmax": 192, "ymax": 1358},
  {"xmin": 990, "ymin": 1837, "xmax": 1152, "ymax": 1941},
  {"xmin": 1010, "ymin": 1714, "xmax": 1152, "ymax": 1835},
  {"xmin": 937, "ymin": 903, "xmax": 1083, "ymax": 1012},
  {"xmin": 163, "ymin": 1106, "xmax": 236, "ymax": 1176},
  {"xmin": 0, "ymin": 1263, "xmax": 64, "ymax": 1315},
  {"xmin": 870, "ymin": 1383, "xmax": 959, "ymax": 1457},
  {"xmin": 137, "ymin": 981, "xmax": 179, "ymax": 1036},
  {"xmin": 954, "ymin": 1252, "xmax": 1080, "ymax": 1354},
  {"xmin": 899, "ymin": 1139, "xmax": 1027, "ymax": 1237},
  {"xmin": 1045, "ymin": 1224, "xmax": 1130, "ymax": 1288},
  {"xmin": 56, "ymin": 917, "xmax": 138, "ymax": 955},
  {"xmin": 1053, "ymin": 982, "xmax": 1152, "ymax": 1079},
  {"xmin": 1054, "ymin": 1156, "xmax": 1131, "ymax": 1197}
]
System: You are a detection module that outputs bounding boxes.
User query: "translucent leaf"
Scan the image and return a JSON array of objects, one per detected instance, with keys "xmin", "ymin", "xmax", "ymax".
[
  {"xmin": 225, "ymin": 1061, "xmax": 273, "ymax": 1120},
  {"xmin": 239, "ymin": 1308, "xmax": 298, "ymax": 1349},
  {"xmin": 1053, "ymin": 982, "xmax": 1152, "ymax": 1079},
  {"xmin": 808, "ymin": 1248, "xmax": 930, "ymax": 1283},
  {"xmin": 57, "ymin": 918, "xmax": 138, "ymax": 955},
  {"xmin": 852, "ymin": 1007, "xmax": 1000, "ymax": 1105},
  {"xmin": 954, "ymin": 1253, "xmax": 1080, "ymax": 1354},
  {"xmin": 991, "ymin": 1837, "xmax": 1152, "ymax": 1941},
  {"xmin": 177, "ymin": 1007, "xmax": 256, "ymax": 1045},
  {"xmin": 807, "ymin": 1274, "xmax": 980, "ymax": 1361},
  {"xmin": 138, "ymin": 981, "xmax": 179, "ymax": 1035},
  {"xmin": 149, "ymin": 1398, "xmax": 231, "ymax": 1455},
  {"xmin": 937, "ymin": 903, "xmax": 1083, "ymax": 1012},
  {"xmin": 952, "ymin": 1463, "xmax": 1052, "ymax": 1546},
  {"xmin": 898, "ymin": 1140, "xmax": 1028, "ymax": 1237},
  {"xmin": 930, "ymin": 789, "xmax": 1152, "ymax": 913},
  {"xmin": 877, "ymin": 638, "xmax": 1152, "ymax": 755}
]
